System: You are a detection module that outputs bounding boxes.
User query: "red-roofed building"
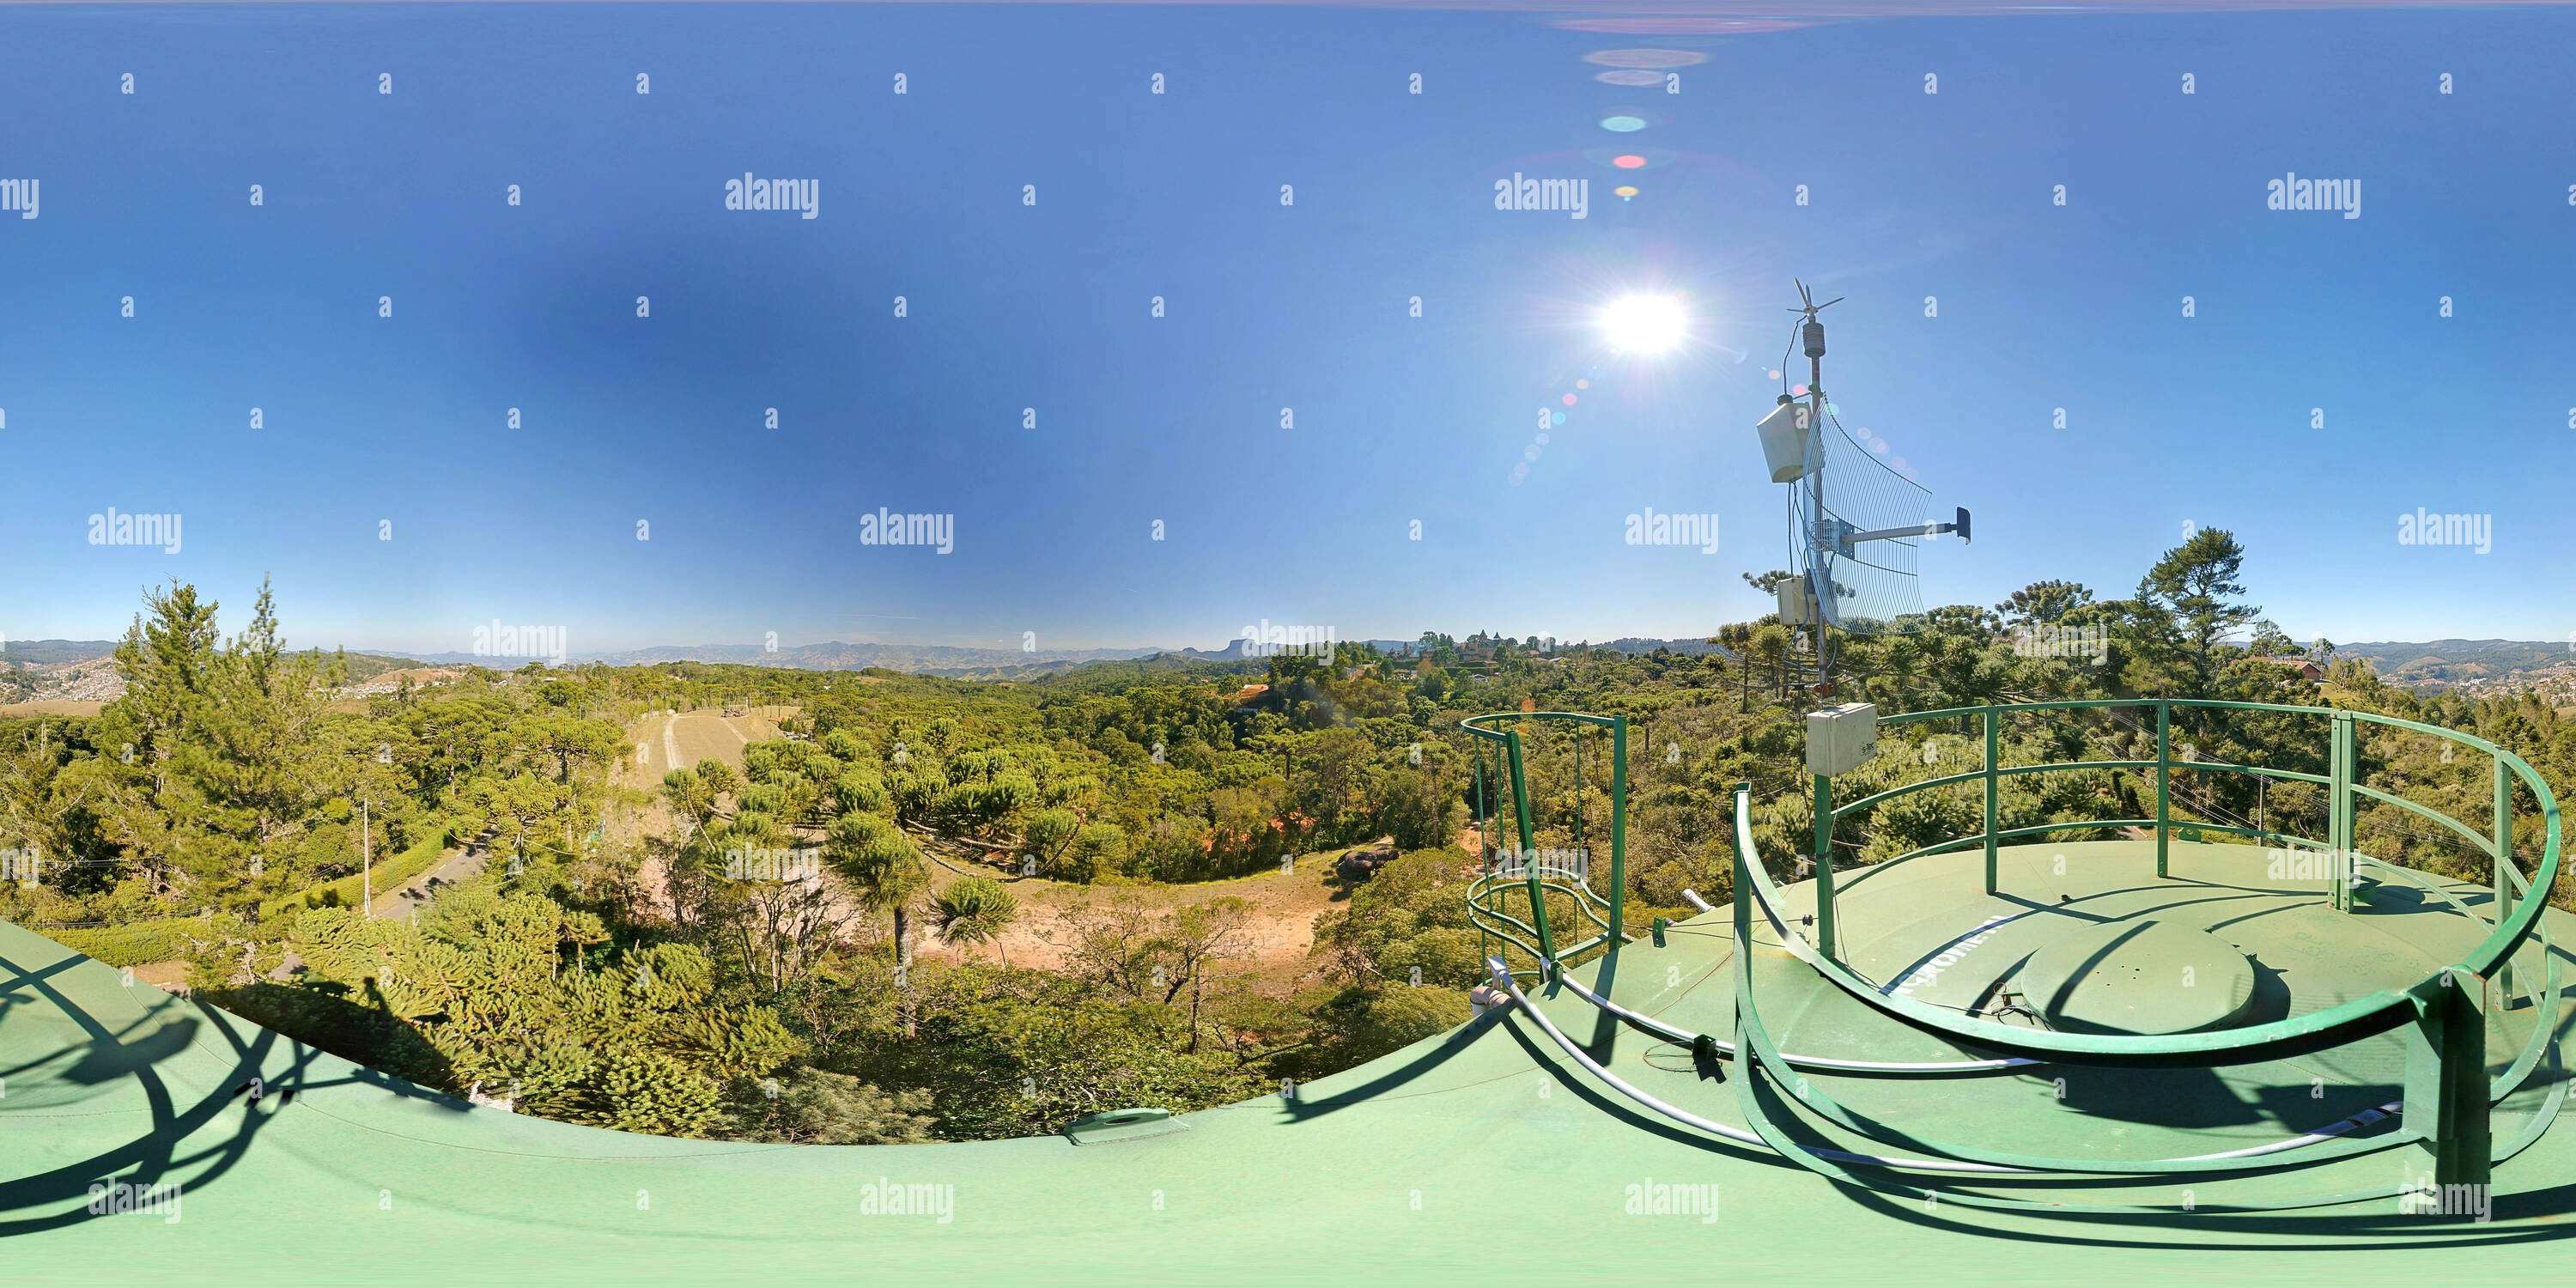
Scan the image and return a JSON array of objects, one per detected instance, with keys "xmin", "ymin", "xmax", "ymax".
[{"xmin": 2251, "ymin": 657, "xmax": 2324, "ymax": 683}]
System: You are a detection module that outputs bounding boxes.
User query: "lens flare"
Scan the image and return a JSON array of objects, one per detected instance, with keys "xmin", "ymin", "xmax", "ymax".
[{"xmin": 1601, "ymin": 295, "xmax": 1686, "ymax": 353}]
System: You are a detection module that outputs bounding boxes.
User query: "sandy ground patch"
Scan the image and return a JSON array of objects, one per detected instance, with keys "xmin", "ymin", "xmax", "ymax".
[
  {"xmin": 0, "ymin": 700, "xmax": 105, "ymax": 718},
  {"xmin": 909, "ymin": 848, "xmax": 1362, "ymax": 987}
]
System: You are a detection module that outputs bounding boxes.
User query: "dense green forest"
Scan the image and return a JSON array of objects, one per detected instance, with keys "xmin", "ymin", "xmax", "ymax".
[{"xmin": 3, "ymin": 528, "xmax": 2569, "ymax": 1142}]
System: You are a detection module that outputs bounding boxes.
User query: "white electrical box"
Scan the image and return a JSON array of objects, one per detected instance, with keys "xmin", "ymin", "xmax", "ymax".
[
  {"xmin": 1754, "ymin": 397, "xmax": 1817, "ymax": 483},
  {"xmin": 1777, "ymin": 576, "xmax": 1819, "ymax": 628},
  {"xmin": 1807, "ymin": 702, "xmax": 1878, "ymax": 777}
]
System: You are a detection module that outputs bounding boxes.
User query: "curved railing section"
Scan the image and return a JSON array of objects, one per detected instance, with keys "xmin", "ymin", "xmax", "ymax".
[
  {"xmin": 1724, "ymin": 698, "xmax": 2563, "ymax": 1201},
  {"xmin": 1465, "ymin": 698, "xmax": 2565, "ymax": 1209},
  {"xmin": 1460, "ymin": 712, "xmax": 1627, "ymax": 982}
]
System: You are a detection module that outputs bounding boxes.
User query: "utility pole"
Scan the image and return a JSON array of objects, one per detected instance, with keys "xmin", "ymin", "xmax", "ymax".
[{"xmin": 361, "ymin": 796, "xmax": 373, "ymax": 919}]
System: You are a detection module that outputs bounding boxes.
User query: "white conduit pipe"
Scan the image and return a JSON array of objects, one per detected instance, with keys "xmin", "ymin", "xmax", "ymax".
[
  {"xmin": 1490, "ymin": 961, "xmax": 2402, "ymax": 1173},
  {"xmin": 1660, "ymin": 890, "xmax": 2036, "ymax": 1071}
]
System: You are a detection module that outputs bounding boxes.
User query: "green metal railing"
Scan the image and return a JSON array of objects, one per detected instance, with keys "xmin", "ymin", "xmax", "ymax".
[
  {"xmin": 1820, "ymin": 700, "xmax": 2548, "ymax": 941},
  {"xmin": 1461, "ymin": 712, "xmax": 1627, "ymax": 982},
  {"xmin": 1739, "ymin": 698, "xmax": 2564, "ymax": 1197}
]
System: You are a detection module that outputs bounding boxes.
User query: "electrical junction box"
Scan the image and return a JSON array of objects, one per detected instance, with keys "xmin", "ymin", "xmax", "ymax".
[
  {"xmin": 1754, "ymin": 396, "xmax": 1817, "ymax": 483},
  {"xmin": 1777, "ymin": 576, "xmax": 1819, "ymax": 628},
  {"xmin": 1807, "ymin": 702, "xmax": 1878, "ymax": 777}
]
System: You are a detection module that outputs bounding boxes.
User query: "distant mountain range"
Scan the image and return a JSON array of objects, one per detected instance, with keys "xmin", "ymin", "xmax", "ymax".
[
  {"xmin": 2334, "ymin": 640, "xmax": 2576, "ymax": 684},
  {"xmin": 14, "ymin": 635, "xmax": 2567, "ymax": 690},
  {"xmin": 396, "ymin": 638, "xmax": 1446, "ymax": 677},
  {"xmin": 1594, "ymin": 637, "xmax": 1738, "ymax": 658},
  {"xmin": 0, "ymin": 640, "xmax": 122, "ymax": 666},
  {"xmin": 0, "ymin": 639, "xmax": 423, "ymax": 705},
  {"xmin": 412, "ymin": 641, "xmax": 1183, "ymax": 674}
]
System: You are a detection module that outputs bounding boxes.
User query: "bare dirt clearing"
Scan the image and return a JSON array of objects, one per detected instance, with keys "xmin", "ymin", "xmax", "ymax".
[
  {"xmin": 604, "ymin": 705, "xmax": 1366, "ymax": 984},
  {"xmin": 910, "ymin": 853, "xmax": 1360, "ymax": 986}
]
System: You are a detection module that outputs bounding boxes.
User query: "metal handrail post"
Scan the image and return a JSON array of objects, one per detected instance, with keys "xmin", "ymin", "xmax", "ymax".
[
  {"xmin": 1608, "ymin": 715, "xmax": 1628, "ymax": 951},
  {"xmin": 2406, "ymin": 968, "xmax": 2492, "ymax": 1190},
  {"xmin": 2154, "ymin": 700, "xmax": 2171, "ymax": 878},
  {"xmin": 1732, "ymin": 779, "xmax": 1755, "ymax": 957},
  {"xmin": 2495, "ymin": 753, "xmax": 2517, "ymax": 993},
  {"xmin": 2331, "ymin": 711, "xmax": 2355, "ymax": 913},
  {"xmin": 1506, "ymin": 729, "xmax": 1552, "ymax": 969},
  {"xmin": 1983, "ymin": 708, "xmax": 2001, "ymax": 894},
  {"xmin": 1814, "ymin": 771, "xmax": 1838, "ymax": 957}
]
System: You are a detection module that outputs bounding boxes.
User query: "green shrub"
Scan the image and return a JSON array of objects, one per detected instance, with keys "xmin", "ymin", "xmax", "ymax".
[{"xmin": 48, "ymin": 919, "xmax": 205, "ymax": 967}]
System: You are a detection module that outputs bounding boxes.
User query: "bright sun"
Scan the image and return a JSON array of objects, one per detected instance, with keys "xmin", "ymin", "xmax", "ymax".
[{"xmin": 1601, "ymin": 294, "xmax": 1686, "ymax": 353}]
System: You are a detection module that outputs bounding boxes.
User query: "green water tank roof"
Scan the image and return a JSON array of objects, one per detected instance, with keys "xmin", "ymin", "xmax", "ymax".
[{"xmin": 2020, "ymin": 919, "xmax": 2258, "ymax": 1035}]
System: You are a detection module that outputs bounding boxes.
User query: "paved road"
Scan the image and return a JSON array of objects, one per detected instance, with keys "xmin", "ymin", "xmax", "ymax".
[{"xmin": 362, "ymin": 826, "xmax": 495, "ymax": 923}]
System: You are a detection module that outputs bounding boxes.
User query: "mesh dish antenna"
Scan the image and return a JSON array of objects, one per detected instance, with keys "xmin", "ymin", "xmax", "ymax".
[{"xmin": 1754, "ymin": 281, "xmax": 1971, "ymax": 690}]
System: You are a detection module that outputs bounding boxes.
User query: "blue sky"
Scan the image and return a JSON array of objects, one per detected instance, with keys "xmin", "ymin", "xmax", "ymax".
[{"xmin": 3, "ymin": 3, "xmax": 2572, "ymax": 658}]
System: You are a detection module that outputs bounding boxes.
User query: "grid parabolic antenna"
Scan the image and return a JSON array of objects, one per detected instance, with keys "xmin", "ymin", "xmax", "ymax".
[{"xmin": 1790, "ymin": 402, "xmax": 1935, "ymax": 635}]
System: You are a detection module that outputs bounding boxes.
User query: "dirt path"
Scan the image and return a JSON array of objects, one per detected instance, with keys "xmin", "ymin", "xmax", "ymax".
[{"xmin": 629, "ymin": 707, "xmax": 788, "ymax": 781}]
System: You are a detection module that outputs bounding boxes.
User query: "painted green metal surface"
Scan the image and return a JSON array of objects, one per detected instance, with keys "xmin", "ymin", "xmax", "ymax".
[
  {"xmin": 1718, "ymin": 697, "xmax": 2561, "ymax": 1194},
  {"xmin": 11, "ymin": 835, "xmax": 2576, "ymax": 1284},
  {"xmin": 1832, "ymin": 700, "xmax": 2562, "ymax": 988},
  {"xmin": 2017, "ymin": 920, "xmax": 2257, "ymax": 1035}
]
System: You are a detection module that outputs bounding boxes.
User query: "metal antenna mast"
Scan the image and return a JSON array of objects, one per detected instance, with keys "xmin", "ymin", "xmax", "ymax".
[
  {"xmin": 1791, "ymin": 281, "xmax": 1843, "ymax": 691},
  {"xmin": 1751, "ymin": 280, "xmax": 1971, "ymax": 700}
]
